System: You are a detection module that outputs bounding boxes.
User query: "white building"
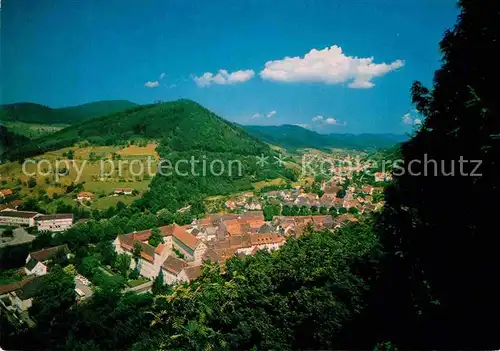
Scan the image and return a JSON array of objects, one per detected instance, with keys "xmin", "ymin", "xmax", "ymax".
[
  {"xmin": 113, "ymin": 226, "xmax": 174, "ymax": 279},
  {"xmin": 25, "ymin": 245, "xmax": 70, "ymax": 276},
  {"xmin": 172, "ymin": 225, "xmax": 207, "ymax": 263},
  {"xmin": 36, "ymin": 213, "xmax": 74, "ymax": 232},
  {"xmin": 0, "ymin": 210, "xmax": 40, "ymax": 227}
]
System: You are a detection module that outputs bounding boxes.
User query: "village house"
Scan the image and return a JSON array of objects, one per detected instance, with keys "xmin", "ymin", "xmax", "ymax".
[
  {"xmin": 5, "ymin": 275, "xmax": 47, "ymax": 313},
  {"xmin": 322, "ymin": 183, "xmax": 340, "ymax": 195},
  {"xmin": 161, "ymin": 255, "xmax": 189, "ymax": 285},
  {"xmin": 25, "ymin": 245, "xmax": 70, "ymax": 276},
  {"xmin": 0, "ymin": 210, "xmax": 40, "ymax": 227},
  {"xmin": 374, "ymin": 172, "xmax": 392, "ymax": 182},
  {"xmin": 114, "ymin": 188, "xmax": 133, "ymax": 195},
  {"xmin": 0, "ymin": 189, "xmax": 13, "ymax": 199},
  {"xmin": 113, "ymin": 226, "xmax": 173, "ymax": 279},
  {"xmin": 172, "ymin": 225, "xmax": 207, "ymax": 263},
  {"xmin": 235, "ymin": 233, "xmax": 285, "ymax": 255},
  {"xmin": 319, "ymin": 194, "xmax": 336, "ymax": 208},
  {"xmin": 36, "ymin": 213, "xmax": 74, "ymax": 232},
  {"xmin": 77, "ymin": 192, "xmax": 95, "ymax": 201},
  {"xmin": 361, "ymin": 185, "xmax": 374, "ymax": 195}
]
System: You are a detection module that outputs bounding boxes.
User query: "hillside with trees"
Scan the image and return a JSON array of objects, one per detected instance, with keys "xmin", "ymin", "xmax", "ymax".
[{"xmin": 0, "ymin": 100, "xmax": 137, "ymax": 125}]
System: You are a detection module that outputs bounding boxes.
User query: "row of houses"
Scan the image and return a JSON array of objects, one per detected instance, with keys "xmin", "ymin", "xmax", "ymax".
[{"xmin": 0, "ymin": 209, "xmax": 74, "ymax": 232}]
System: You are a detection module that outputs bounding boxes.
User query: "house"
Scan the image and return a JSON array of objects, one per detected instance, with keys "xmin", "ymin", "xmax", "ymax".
[
  {"xmin": 25, "ymin": 245, "xmax": 70, "ymax": 276},
  {"xmin": 114, "ymin": 188, "xmax": 133, "ymax": 195},
  {"xmin": 319, "ymin": 194, "xmax": 336, "ymax": 208},
  {"xmin": 361, "ymin": 185, "xmax": 374, "ymax": 195},
  {"xmin": 6, "ymin": 275, "xmax": 47, "ymax": 312},
  {"xmin": 113, "ymin": 226, "xmax": 173, "ymax": 279},
  {"xmin": 36, "ymin": 213, "xmax": 74, "ymax": 232},
  {"xmin": 235, "ymin": 233, "xmax": 285, "ymax": 255},
  {"xmin": 323, "ymin": 183, "xmax": 340, "ymax": 195},
  {"xmin": 177, "ymin": 265, "xmax": 202, "ymax": 283},
  {"xmin": 161, "ymin": 255, "xmax": 189, "ymax": 285},
  {"xmin": 374, "ymin": 172, "xmax": 392, "ymax": 182},
  {"xmin": 77, "ymin": 192, "xmax": 95, "ymax": 201},
  {"xmin": 172, "ymin": 225, "xmax": 207, "ymax": 263},
  {"xmin": 0, "ymin": 210, "xmax": 40, "ymax": 227},
  {"xmin": 0, "ymin": 189, "xmax": 13, "ymax": 198}
]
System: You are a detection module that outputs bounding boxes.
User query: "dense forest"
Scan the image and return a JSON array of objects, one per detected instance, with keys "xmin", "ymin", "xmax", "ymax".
[
  {"xmin": 1, "ymin": 0, "xmax": 499, "ymax": 349},
  {"xmin": 0, "ymin": 100, "xmax": 137, "ymax": 125}
]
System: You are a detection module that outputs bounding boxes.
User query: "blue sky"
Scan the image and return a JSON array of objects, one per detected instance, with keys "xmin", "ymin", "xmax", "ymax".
[{"xmin": 2, "ymin": 0, "xmax": 459, "ymax": 134}]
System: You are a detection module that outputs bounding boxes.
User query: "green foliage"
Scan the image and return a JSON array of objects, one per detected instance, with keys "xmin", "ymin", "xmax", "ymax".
[
  {"xmin": 148, "ymin": 227, "xmax": 163, "ymax": 247},
  {"xmin": 30, "ymin": 265, "xmax": 76, "ymax": 324},
  {"xmin": 114, "ymin": 253, "xmax": 132, "ymax": 278},
  {"xmin": 129, "ymin": 267, "xmax": 140, "ymax": 280}
]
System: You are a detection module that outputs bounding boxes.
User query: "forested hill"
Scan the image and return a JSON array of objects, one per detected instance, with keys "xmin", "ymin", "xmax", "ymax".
[
  {"xmin": 0, "ymin": 100, "xmax": 137, "ymax": 125},
  {"xmin": 243, "ymin": 124, "xmax": 408, "ymax": 150},
  {"xmin": 5, "ymin": 99, "xmax": 270, "ymax": 160}
]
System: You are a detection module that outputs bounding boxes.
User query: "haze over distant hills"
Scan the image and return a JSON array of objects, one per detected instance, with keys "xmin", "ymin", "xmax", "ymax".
[{"xmin": 242, "ymin": 124, "xmax": 408, "ymax": 151}]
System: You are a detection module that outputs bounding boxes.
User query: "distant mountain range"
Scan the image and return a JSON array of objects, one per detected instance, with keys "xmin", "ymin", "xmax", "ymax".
[
  {"xmin": 0, "ymin": 100, "xmax": 138, "ymax": 125},
  {"xmin": 242, "ymin": 124, "xmax": 408, "ymax": 151}
]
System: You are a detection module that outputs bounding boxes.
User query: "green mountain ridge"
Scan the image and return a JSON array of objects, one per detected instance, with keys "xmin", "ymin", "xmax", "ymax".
[
  {"xmin": 0, "ymin": 100, "xmax": 137, "ymax": 125},
  {"xmin": 242, "ymin": 124, "xmax": 408, "ymax": 150}
]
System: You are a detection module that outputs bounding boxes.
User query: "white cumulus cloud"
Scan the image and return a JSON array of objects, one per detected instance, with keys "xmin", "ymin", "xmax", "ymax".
[
  {"xmin": 159, "ymin": 73, "xmax": 166, "ymax": 80},
  {"xmin": 260, "ymin": 45, "xmax": 404, "ymax": 88},
  {"xmin": 402, "ymin": 112, "xmax": 421, "ymax": 125},
  {"xmin": 145, "ymin": 80, "xmax": 160, "ymax": 88},
  {"xmin": 193, "ymin": 69, "xmax": 255, "ymax": 87},
  {"xmin": 267, "ymin": 110, "xmax": 277, "ymax": 118},
  {"xmin": 312, "ymin": 115, "xmax": 346, "ymax": 127}
]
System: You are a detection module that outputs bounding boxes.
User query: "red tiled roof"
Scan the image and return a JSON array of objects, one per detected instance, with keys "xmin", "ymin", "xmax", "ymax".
[
  {"xmin": 0, "ymin": 189, "xmax": 13, "ymax": 196},
  {"xmin": 183, "ymin": 265, "xmax": 202, "ymax": 281},
  {"xmin": 0, "ymin": 275, "xmax": 36, "ymax": 295},
  {"xmin": 162, "ymin": 255, "xmax": 188, "ymax": 275},
  {"xmin": 0, "ymin": 210, "xmax": 39, "ymax": 219},
  {"xmin": 155, "ymin": 244, "xmax": 165, "ymax": 254},
  {"xmin": 172, "ymin": 224, "xmax": 199, "ymax": 250},
  {"xmin": 78, "ymin": 192, "xmax": 94, "ymax": 198},
  {"xmin": 30, "ymin": 245, "xmax": 69, "ymax": 263},
  {"xmin": 249, "ymin": 233, "xmax": 284, "ymax": 245}
]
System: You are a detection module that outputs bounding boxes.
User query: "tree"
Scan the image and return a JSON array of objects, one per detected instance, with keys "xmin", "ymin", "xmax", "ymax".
[
  {"xmin": 152, "ymin": 271, "xmax": 164, "ymax": 294},
  {"xmin": 27, "ymin": 177, "xmax": 37, "ymax": 188},
  {"xmin": 336, "ymin": 189, "xmax": 346, "ymax": 198},
  {"xmin": 132, "ymin": 242, "xmax": 143, "ymax": 264},
  {"xmin": 348, "ymin": 207, "xmax": 359, "ymax": 214},
  {"xmin": 263, "ymin": 205, "xmax": 274, "ymax": 221},
  {"xmin": 30, "ymin": 265, "xmax": 76, "ymax": 324},
  {"xmin": 148, "ymin": 227, "xmax": 163, "ymax": 247},
  {"xmin": 96, "ymin": 241, "xmax": 117, "ymax": 266},
  {"xmin": 129, "ymin": 267, "xmax": 140, "ymax": 280},
  {"xmin": 79, "ymin": 255, "xmax": 100, "ymax": 278},
  {"xmin": 339, "ymin": 207, "xmax": 347, "ymax": 214},
  {"xmin": 373, "ymin": 1, "xmax": 500, "ymax": 348},
  {"xmin": 114, "ymin": 253, "xmax": 131, "ymax": 278}
]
